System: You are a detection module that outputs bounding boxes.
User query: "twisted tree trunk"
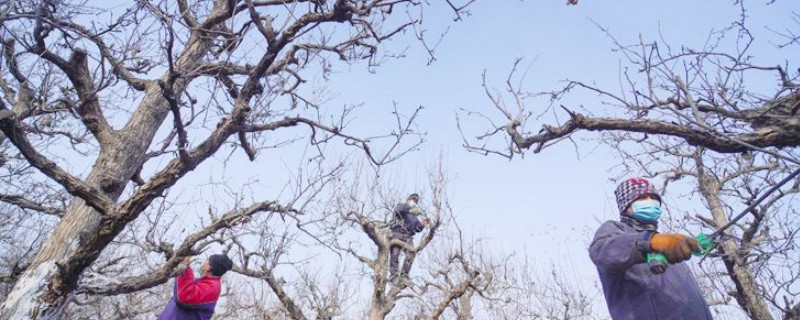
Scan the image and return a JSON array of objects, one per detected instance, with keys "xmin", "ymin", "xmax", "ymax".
[{"xmin": 0, "ymin": 22, "xmax": 217, "ymax": 320}]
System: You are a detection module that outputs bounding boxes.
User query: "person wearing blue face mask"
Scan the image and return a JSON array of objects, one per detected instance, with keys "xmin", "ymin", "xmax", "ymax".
[{"xmin": 589, "ymin": 178, "xmax": 712, "ymax": 320}]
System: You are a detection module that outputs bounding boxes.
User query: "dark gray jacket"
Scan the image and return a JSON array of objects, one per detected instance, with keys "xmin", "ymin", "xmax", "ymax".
[
  {"xmin": 390, "ymin": 203, "xmax": 424, "ymax": 235},
  {"xmin": 589, "ymin": 219, "xmax": 713, "ymax": 320}
]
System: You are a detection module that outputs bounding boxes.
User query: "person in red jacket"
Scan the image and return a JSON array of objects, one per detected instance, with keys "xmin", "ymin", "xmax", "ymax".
[{"xmin": 157, "ymin": 254, "xmax": 233, "ymax": 320}]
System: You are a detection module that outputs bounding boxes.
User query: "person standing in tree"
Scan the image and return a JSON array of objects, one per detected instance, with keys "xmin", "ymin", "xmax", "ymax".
[
  {"xmin": 389, "ymin": 193, "xmax": 429, "ymax": 281},
  {"xmin": 589, "ymin": 178, "xmax": 712, "ymax": 320},
  {"xmin": 157, "ymin": 254, "xmax": 234, "ymax": 320}
]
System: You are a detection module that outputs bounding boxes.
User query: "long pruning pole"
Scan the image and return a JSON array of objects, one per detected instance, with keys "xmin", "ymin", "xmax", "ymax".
[
  {"xmin": 647, "ymin": 167, "xmax": 800, "ymax": 274},
  {"xmin": 708, "ymin": 167, "xmax": 800, "ymax": 238}
]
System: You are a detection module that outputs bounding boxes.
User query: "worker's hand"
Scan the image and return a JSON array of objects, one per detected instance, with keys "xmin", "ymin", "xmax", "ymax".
[
  {"xmin": 176, "ymin": 256, "xmax": 192, "ymax": 275},
  {"xmin": 650, "ymin": 233, "xmax": 701, "ymax": 263},
  {"xmin": 421, "ymin": 218, "xmax": 430, "ymax": 227}
]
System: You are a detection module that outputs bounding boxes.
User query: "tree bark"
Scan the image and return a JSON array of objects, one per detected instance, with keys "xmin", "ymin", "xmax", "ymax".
[
  {"xmin": 0, "ymin": 21, "xmax": 218, "ymax": 320},
  {"xmin": 456, "ymin": 290, "xmax": 474, "ymax": 320},
  {"xmin": 367, "ymin": 230, "xmax": 393, "ymax": 320},
  {"xmin": 697, "ymin": 170, "xmax": 775, "ymax": 320}
]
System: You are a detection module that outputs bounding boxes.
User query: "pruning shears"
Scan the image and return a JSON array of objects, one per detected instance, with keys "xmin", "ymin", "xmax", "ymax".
[
  {"xmin": 409, "ymin": 206, "xmax": 432, "ymax": 228},
  {"xmin": 646, "ymin": 168, "xmax": 800, "ymax": 274},
  {"xmin": 646, "ymin": 233, "xmax": 715, "ymax": 274}
]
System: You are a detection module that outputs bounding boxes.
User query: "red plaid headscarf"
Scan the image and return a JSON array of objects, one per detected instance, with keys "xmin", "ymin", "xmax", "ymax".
[{"xmin": 614, "ymin": 178, "xmax": 659, "ymax": 213}]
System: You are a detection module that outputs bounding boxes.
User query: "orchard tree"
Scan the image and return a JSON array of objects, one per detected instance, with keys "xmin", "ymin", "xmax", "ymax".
[
  {"xmin": 462, "ymin": 2, "xmax": 800, "ymax": 320},
  {"xmin": 0, "ymin": 0, "xmax": 477, "ymax": 318}
]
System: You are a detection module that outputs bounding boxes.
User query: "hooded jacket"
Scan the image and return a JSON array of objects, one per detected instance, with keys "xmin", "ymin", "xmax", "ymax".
[
  {"xmin": 157, "ymin": 266, "xmax": 221, "ymax": 320},
  {"xmin": 589, "ymin": 218, "xmax": 713, "ymax": 320}
]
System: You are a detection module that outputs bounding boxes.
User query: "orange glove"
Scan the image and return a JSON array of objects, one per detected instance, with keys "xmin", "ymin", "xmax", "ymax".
[
  {"xmin": 650, "ymin": 233, "xmax": 701, "ymax": 263},
  {"xmin": 421, "ymin": 218, "xmax": 430, "ymax": 227}
]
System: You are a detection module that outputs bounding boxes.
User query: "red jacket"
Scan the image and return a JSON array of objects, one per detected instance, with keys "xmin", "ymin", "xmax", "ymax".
[
  {"xmin": 157, "ymin": 266, "xmax": 221, "ymax": 320},
  {"xmin": 176, "ymin": 267, "xmax": 220, "ymax": 304}
]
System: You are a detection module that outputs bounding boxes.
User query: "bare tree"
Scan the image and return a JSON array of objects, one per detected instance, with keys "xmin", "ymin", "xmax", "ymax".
[
  {"xmin": 317, "ymin": 160, "xmax": 603, "ymax": 320},
  {"xmin": 450, "ymin": 251, "xmax": 603, "ymax": 320},
  {"xmin": 462, "ymin": 4, "xmax": 798, "ymax": 158},
  {"xmin": 689, "ymin": 150, "xmax": 800, "ymax": 320},
  {"xmin": 225, "ymin": 188, "xmax": 350, "ymax": 320},
  {"xmin": 326, "ymin": 161, "xmax": 465, "ymax": 320},
  {"xmin": 461, "ymin": 3, "xmax": 799, "ymax": 319},
  {"xmin": 0, "ymin": 0, "xmax": 481, "ymax": 318},
  {"xmin": 211, "ymin": 280, "xmax": 306, "ymax": 320},
  {"xmin": 0, "ymin": 204, "xmax": 52, "ymax": 300},
  {"xmin": 44, "ymin": 156, "xmax": 610, "ymax": 320},
  {"xmin": 598, "ymin": 134, "xmax": 800, "ymax": 319}
]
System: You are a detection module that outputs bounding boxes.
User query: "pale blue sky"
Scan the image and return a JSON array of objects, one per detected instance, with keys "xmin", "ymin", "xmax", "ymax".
[
  {"xmin": 278, "ymin": 1, "xmax": 794, "ymax": 316},
  {"xmin": 307, "ymin": 0, "xmax": 796, "ymax": 263},
  {"xmin": 2, "ymin": 0, "xmax": 795, "ymax": 317},
  {"xmin": 125, "ymin": 1, "xmax": 795, "ymax": 317}
]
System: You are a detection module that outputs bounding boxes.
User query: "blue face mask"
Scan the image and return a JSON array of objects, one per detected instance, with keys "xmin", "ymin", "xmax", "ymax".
[{"xmin": 631, "ymin": 199, "xmax": 662, "ymax": 221}]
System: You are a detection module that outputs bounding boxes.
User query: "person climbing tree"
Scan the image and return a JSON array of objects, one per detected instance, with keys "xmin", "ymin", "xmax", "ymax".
[
  {"xmin": 157, "ymin": 254, "xmax": 233, "ymax": 320},
  {"xmin": 589, "ymin": 178, "xmax": 712, "ymax": 320},
  {"xmin": 389, "ymin": 193, "xmax": 430, "ymax": 281}
]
